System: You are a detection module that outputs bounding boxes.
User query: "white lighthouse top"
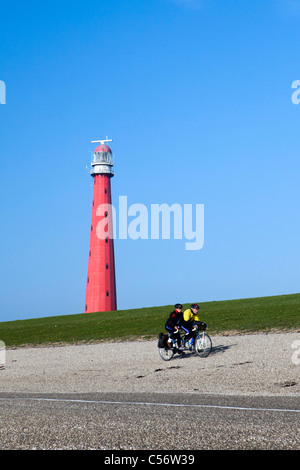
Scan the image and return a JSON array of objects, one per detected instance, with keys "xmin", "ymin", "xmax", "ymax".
[{"xmin": 90, "ymin": 137, "xmax": 114, "ymax": 177}]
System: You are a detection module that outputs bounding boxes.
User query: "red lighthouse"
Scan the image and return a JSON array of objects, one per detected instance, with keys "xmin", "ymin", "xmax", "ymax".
[{"xmin": 85, "ymin": 138, "xmax": 117, "ymax": 313}]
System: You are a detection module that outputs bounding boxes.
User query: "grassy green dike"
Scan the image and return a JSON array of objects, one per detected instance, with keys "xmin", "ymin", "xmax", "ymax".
[{"xmin": 0, "ymin": 293, "xmax": 299, "ymax": 348}]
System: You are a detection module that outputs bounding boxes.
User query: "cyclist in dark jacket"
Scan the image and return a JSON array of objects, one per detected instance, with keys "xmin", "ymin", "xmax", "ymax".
[{"xmin": 165, "ymin": 304, "xmax": 187, "ymax": 352}]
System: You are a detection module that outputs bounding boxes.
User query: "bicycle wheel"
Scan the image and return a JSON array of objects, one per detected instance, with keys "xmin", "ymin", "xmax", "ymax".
[
  {"xmin": 195, "ymin": 332, "xmax": 212, "ymax": 357},
  {"xmin": 159, "ymin": 346, "xmax": 174, "ymax": 361}
]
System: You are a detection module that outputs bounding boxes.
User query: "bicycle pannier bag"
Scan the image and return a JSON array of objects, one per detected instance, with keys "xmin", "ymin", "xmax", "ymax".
[{"xmin": 158, "ymin": 333, "xmax": 167, "ymax": 348}]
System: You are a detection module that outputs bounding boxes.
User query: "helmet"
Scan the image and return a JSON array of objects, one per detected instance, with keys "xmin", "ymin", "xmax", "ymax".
[
  {"xmin": 174, "ymin": 303, "xmax": 183, "ymax": 309},
  {"xmin": 191, "ymin": 304, "xmax": 199, "ymax": 310}
]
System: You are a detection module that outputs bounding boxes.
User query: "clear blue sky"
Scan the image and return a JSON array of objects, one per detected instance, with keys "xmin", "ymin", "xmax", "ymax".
[{"xmin": 1, "ymin": 0, "xmax": 299, "ymax": 322}]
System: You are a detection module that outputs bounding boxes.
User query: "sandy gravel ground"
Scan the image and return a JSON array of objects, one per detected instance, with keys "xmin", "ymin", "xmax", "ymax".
[{"xmin": 1, "ymin": 332, "xmax": 299, "ymax": 396}]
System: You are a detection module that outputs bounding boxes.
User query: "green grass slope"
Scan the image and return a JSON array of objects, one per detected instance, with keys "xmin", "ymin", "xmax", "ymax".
[{"xmin": 0, "ymin": 293, "xmax": 299, "ymax": 348}]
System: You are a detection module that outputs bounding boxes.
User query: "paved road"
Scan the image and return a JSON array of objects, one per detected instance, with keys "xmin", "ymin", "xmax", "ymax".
[{"xmin": 0, "ymin": 392, "xmax": 299, "ymax": 450}]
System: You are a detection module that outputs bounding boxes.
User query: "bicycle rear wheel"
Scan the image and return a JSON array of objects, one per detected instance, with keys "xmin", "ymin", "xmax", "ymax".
[
  {"xmin": 159, "ymin": 346, "xmax": 174, "ymax": 361},
  {"xmin": 195, "ymin": 332, "xmax": 212, "ymax": 357}
]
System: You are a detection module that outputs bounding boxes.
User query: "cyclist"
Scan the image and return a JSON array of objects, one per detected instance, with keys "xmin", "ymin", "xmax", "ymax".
[
  {"xmin": 165, "ymin": 304, "xmax": 186, "ymax": 353},
  {"xmin": 182, "ymin": 304, "xmax": 201, "ymax": 347}
]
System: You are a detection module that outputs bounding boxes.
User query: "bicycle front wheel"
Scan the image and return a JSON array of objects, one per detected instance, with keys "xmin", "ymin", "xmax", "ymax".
[
  {"xmin": 159, "ymin": 347, "xmax": 174, "ymax": 361},
  {"xmin": 195, "ymin": 332, "xmax": 212, "ymax": 357}
]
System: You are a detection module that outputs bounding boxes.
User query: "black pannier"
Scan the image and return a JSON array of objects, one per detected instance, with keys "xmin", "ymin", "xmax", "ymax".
[{"xmin": 158, "ymin": 333, "xmax": 168, "ymax": 348}]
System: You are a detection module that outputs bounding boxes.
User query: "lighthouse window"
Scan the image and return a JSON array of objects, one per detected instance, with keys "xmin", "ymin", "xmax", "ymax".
[
  {"xmin": 105, "ymin": 237, "xmax": 108, "ymax": 243},
  {"xmin": 105, "ymin": 212, "xmax": 108, "ymax": 217},
  {"xmin": 104, "ymin": 188, "xmax": 107, "ymax": 194},
  {"xmin": 89, "ymin": 250, "xmax": 91, "ymax": 257},
  {"xmin": 106, "ymin": 290, "xmax": 109, "ymax": 297},
  {"xmin": 87, "ymin": 277, "xmax": 89, "ymax": 283},
  {"xmin": 106, "ymin": 263, "xmax": 109, "ymax": 270},
  {"xmin": 91, "ymin": 225, "xmax": 93, "ymax": 231}
]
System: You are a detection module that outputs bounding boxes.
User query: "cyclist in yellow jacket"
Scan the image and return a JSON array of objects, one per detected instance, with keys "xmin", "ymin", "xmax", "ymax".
[
  {"xmin": 182, "ymin": 304, "xmax": 201, "ymax": 347},
  {"xmin": 183, "ymin": 304, "xmax": 200, "ymax": 323}
]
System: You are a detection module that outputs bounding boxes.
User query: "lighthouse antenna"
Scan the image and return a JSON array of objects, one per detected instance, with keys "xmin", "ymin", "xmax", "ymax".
[{"xmin": 91, "ymin": 138, "xmax": 113, "ymax": 145}]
